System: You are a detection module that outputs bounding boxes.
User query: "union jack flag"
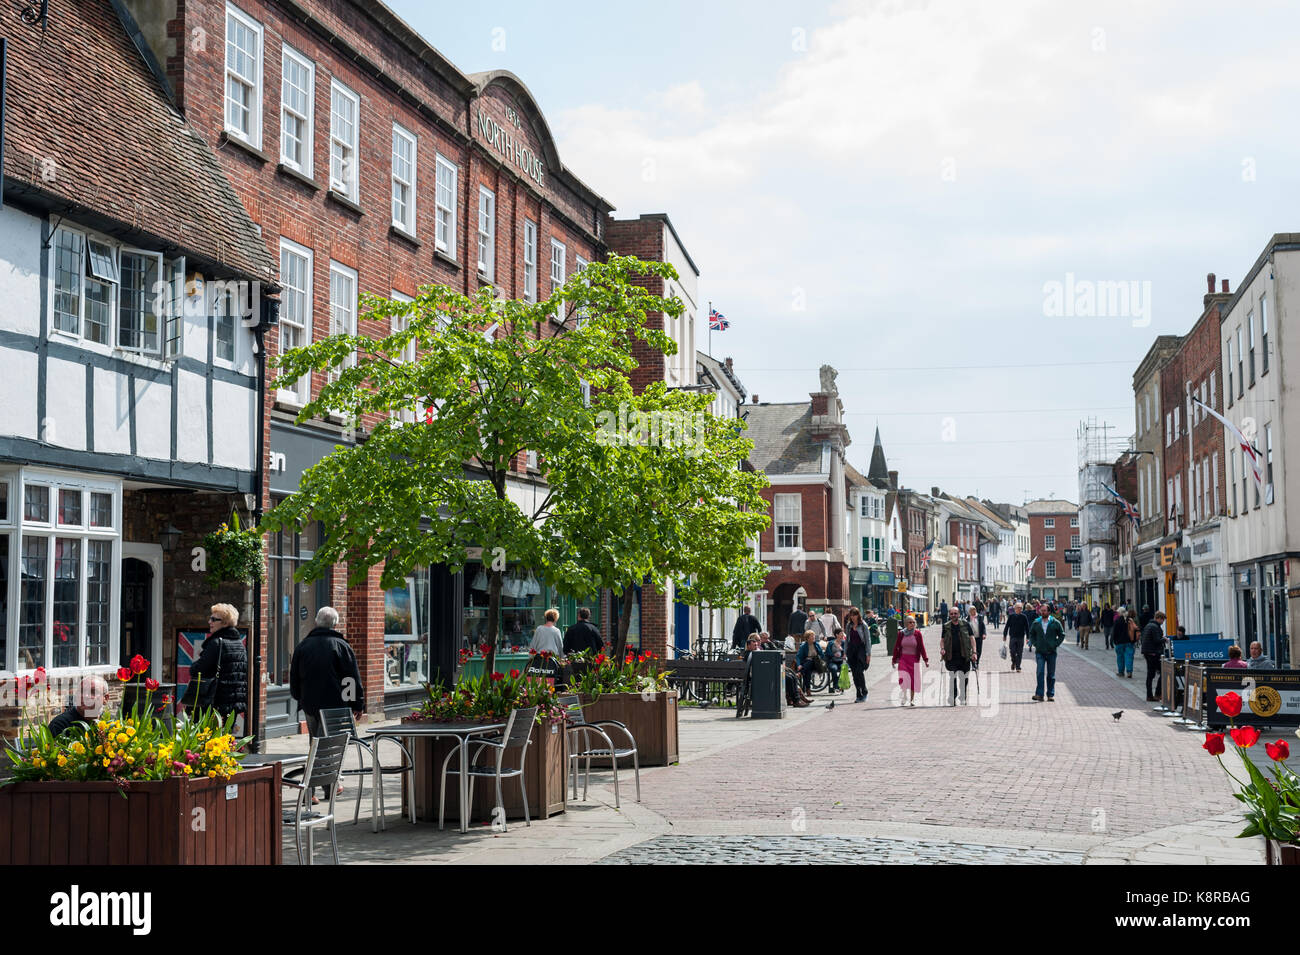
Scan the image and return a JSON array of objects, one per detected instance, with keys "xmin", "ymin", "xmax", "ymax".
[
  {"xmin": 708, "ymin": 308, "xmax": 729, "ymax": 331},
  {"xmin": 1102, "ymin": 483, "xmax": 1140, "ymax": 526},
  {"xmin": 176, "ymin": 629, "xmax": 248, "ymax": 704},
  {"xmin": 920, "ymin": 540, "xmax": 934, "ymax": 571}
]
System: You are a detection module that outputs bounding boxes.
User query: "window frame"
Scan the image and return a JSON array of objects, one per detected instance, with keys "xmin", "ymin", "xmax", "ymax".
[
  {"xmin": 3, "ymin": 469, "xmax": 121, "ymax": 674},
  {"xmin": 280, "ymin": 45, "xmax": 314, "ymax": 176},
  {"xmin": 774, "ymin": 493, "xmax": 801, "ymax": 551},
  {"xmin": 477, "ymin": 185, "xmax": 496, "ymax": 280},
  {"xmin": 1045, "ymin": 560, "xmax": 1056, "ymax": 579},
  {"xmin": 1260, "ymin": 293, "xmax": 1269, "ymax": 374},
  {"xmin": 1044, "ymin": 534, "xmax": 1055, "ymax": 551},
  {"xmin": 549, "ymin": 238, "xmax": 566, "ymax": 322},
  {"xmin": 224, "ymin": 3, "xmax": 264, "ymax": 149},
  {"xmin": 391, "ymin": 123, "xmax": 417, "ymax": 237},
  {"xmin": 389, "ymin": 290, "xmax": 417, "ymax": 425},
  {"xmin": 277, "ymin": 238, "xmax": 313, "ymax": 407},
  {"xmin": 329, "ymin": 79, "xmax": 361, "ymax": 202},
  {"xmin": 1226, "ymin": 336, "xmax": 1234, "ymax": 407},
  {"xmin": 327, "ymin": 260, "xmax": 359, "ymax": 385},
  {"xmin": 434, "ymin": 155, "xmax": 458, "ymax": 258}
]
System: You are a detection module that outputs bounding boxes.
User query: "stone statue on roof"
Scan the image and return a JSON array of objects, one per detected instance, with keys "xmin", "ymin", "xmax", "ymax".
[{"xmin": 819, "ymin": 364, "xmax": 838, "ymax": 396}]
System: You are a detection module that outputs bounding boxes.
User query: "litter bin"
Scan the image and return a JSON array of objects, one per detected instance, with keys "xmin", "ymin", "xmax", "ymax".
[
  {"xmin": 885, "ymin": 617, "xmax": 900, "ymax": 656},
  {"xmin": 748, "ymin": 650, "xmax": 786, "ymax": 719}
]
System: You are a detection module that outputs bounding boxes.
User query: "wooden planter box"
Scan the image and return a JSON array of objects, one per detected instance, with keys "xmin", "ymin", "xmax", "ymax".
[
  {"xmin": 581, "ymin": 691, "xmax": 679, "ymax": 766},
  {"xmin": 1266, "ymin": 839, "xmax": 1300, "ymax": 865},
  {"xmin": 0, "ymin": 764, "xmax": 280, "ymax": 865},
  {"xmin": 408, "ymin": 720, "xmax": 567, "ymax": 823}
]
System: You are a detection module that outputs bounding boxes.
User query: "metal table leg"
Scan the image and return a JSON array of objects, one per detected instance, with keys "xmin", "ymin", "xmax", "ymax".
[{"xmin": 370, "ymin": 735, "xmax": 382, "ymax": 833}]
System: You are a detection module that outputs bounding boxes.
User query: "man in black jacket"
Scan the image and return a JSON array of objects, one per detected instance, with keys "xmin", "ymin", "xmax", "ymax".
[
  {"xmin": 290, "ymin": 606, "xmax": 366, "ymax": 736},
  {"xmin": 1076, "ymin": 602, "xmax": 1094, "ymax": 648},
  {"xmin": 787, "ymin": 601, "xmax": 808, "ymax": 644},
  {"xmin": 1002, "ymin": 601, "xmax": 1030, "ymax": 672},
  {"xmin": 731, "ymin": 605, "xmax": 762, "ymax": 649},
  {"xmin": 1140, "ymin": 611, "xmax": 1167, "ymax": 701},
  {"xmin": 562, "ymin": 607, "xmax": 604, "ymax": 655},
  {"xmin": 47, "ymin": 676, "xmax": 109, "ymax": 738}
]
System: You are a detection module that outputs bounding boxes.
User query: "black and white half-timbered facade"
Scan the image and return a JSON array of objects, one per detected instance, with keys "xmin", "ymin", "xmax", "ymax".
[{"xmin": 0, "ymin": 0, "xmax": 275, "ymax": 723}]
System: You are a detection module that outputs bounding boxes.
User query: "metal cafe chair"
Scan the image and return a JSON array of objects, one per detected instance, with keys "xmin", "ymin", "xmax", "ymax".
[
  {"xmin": 557, "ymin": 693, "xmax": 640, "ymax": 809},
  {"xmin": 316, "ymin": 707, "xmax": 416, "ymax": 826},
  {"xmin": 438, "ymin": 706, "xmax": 537, "ymax": 832},
  {"xmin": 281, "ymin": 733, "xmax": 349, "ymax": 865}
]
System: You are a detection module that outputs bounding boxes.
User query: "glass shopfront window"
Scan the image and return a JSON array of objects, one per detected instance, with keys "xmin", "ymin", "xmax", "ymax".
[
  {"xmin": 459, "ymin": 560, "xmax": 601, "ymax": 653},
  {"xmin": 385, "ymin": 567, "xmax": 430, "ymax": 691},
  {"xmin": 1262, "ymin": 560, "xmax": 1289, "ymax": 668},
  {"xmin": 267, "ymin": 514, "xmax": 328, "ymax": 686},
  {"xmin": 1234, "ymin": 567, "xmax": 1257, "ymax": 654}
]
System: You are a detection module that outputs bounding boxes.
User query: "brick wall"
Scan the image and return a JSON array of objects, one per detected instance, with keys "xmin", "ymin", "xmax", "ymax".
[{"xmin": 1030, "ymin": 513, "xmax": 1076, "ymax": 582}]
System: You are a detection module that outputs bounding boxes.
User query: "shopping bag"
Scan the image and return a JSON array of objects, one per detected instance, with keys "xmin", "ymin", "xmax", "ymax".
[
  {"xmin": 999, "ymin": 644, "xmax": 1008, "ymax": 660},
  {"xmin": 839, "ymin": 663, "xmax": 851, "ymax": 690}
]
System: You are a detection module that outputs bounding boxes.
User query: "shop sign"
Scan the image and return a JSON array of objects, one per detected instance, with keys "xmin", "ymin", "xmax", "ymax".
[
  {"xmin": 477, "ymin": 108, "xmax": 545, "ymax": 186},
  {"xmin": 1172, "ymin": 636, "xmax": 1231, "ymax": 661},
  {"xmin": 1063, "ymin": 549, "xmax": 1081, "ymax": 564},
  {"xmin": 870, "ymin": 571, "xmax": 896, "ymax": 586},
  {"xmin": 1205, "ymin": 669, "xmax": 1300, "ymax": 728},
  {"xmin": 1192, "ymin": 537, "xmax": 1214, "ymax": 557}
]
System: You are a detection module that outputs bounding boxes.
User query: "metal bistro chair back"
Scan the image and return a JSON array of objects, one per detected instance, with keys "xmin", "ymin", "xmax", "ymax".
[
  {"xmin": 558, "ymin": 693, "xmax": 641, "ymax": 809},
  {"xmin": 438, "ymin": 707, "xmax": 538, "ymax": 832},
  {"xmin": 282, "ymin": 732, "xmax": 349, "ymax": 865},
  {"xmin": 317, "ymin": 707, "xmax": 416, "ymax": 826}
]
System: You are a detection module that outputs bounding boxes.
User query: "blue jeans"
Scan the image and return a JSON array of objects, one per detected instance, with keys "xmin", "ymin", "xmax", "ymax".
[
  {"xmin": 1114, "ymin": 643, "xmax": 1134, "ymax": 674},
  {"xmin": 1035, "ymin": 652, "xmax": 1056, "ymax": 698}
]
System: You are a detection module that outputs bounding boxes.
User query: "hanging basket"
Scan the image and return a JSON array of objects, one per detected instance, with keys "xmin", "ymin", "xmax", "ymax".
[{"xmin": 200, "ymin": 509, "xmax": 265, "ymax": 587}]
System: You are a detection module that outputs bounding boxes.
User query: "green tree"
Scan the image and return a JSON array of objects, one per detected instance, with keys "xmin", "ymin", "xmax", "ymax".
[
  {"xmin": 545, "ymin": 383, "xmax": 771, "ymax": 660},
  {"xmin": 260, "ymin": 257, "xmax": 679, "ymax": 677}
]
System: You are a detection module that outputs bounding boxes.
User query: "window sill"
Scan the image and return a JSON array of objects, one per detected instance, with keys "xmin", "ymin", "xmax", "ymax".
[
  {"xmin": 219, "ymin": 131, "xmax": 272, "ymax": 163},
  {"xmin": 433, "ymin": 249, "xmax": 460, "ymax": 271},
  {"xmin": 389, "ymin": 225, "xmax": 421, "ymax": 248},
  {"xmin": 276, "ymin": 163, "xmax": 320, "ymax": 191},
  {"xmin": 326, "ymin": 189, "xmax": 364, "ymax": 216},
  {"xmin": 477, "ymin": 271, "xmax": 495, "ymax": 288}
]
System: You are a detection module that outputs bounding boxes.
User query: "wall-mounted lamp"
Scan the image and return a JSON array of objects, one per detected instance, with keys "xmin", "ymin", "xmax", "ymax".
[{"xmin": 160, "ymin": 524, "xmax": 182, "ymax": 554}]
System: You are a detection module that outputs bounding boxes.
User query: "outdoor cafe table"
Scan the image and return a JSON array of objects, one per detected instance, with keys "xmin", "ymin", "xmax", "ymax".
[
  {"xmin": 239, "ymin": 753, "xmax": 308, "ymax": 770},
  {"xmin": 365, "ymin": 721, "xmax": 506, "ymax": 834}
]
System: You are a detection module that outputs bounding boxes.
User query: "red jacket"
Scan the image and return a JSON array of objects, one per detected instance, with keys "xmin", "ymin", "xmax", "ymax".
[{"xmin": 892, "ymin": 629, "xmax": 929, "ymax": 665}]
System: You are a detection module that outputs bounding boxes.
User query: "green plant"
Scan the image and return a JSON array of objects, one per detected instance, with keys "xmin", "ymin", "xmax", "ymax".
[
  {"xmin": 201, "ymin": 509, "xmax": 265, "ymax": 586},
  {"xmin": 1204, "ymin": 691, "xmax": 1300, "ymax": 844},
  {"xmin": 569, "ymin": 650, "xmax": 670, "ymax": 698},
  {"xmin": 406, "ymin": 670, "xmax": 570, "ymax": 727}
]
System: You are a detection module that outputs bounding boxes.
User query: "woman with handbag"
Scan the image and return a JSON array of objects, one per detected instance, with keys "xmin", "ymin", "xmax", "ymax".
[
  {"xmin": 179, "ymin": 603, "xmax": 249, "ymax": 726},
  {"xmin": 844, "ymin": 607, "xmax": 872, "ymax": 702}
]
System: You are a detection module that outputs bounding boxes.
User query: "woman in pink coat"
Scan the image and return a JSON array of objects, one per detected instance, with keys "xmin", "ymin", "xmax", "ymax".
[{"xmin": 892, "ymin": 614, "xmax": 929, "ymax": 707}]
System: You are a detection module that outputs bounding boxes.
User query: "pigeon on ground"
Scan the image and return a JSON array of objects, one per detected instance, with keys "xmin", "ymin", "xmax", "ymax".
[
  {"xmin": 826, "ymin": 701, "xmax": 835, "ymax": 710},
  {"xmin": 1112, "ymin": 711, "xmax": 1123, "ymax": 721}
]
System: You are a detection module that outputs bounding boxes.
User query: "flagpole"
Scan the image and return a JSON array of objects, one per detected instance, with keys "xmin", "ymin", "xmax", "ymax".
[{"xmin": 708, "ymin": 299, "xmax": 712, "ymax": 358}]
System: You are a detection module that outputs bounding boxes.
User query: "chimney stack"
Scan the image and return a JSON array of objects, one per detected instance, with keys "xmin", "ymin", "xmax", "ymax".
[
  {"xmin": 725, "ymin": 357, "xmax": 733, "ymax": 372},
  {"xmin": 888, "ymin": 470, "xmax": 898, "ymax": 490},
  {"xmin": 751, "ymin": 393, "xmax": 759, "ymax": 404},
  {"xmin": 1222, "ymin": 279, "xmax": 1229, "ymax": 294},
  {"xmin": 932, "ymin": 486, "xmax": 941, "ymax": 498},
  {"xmin": 1207, "ymin": 273, "xmax": 1216, "ymax": 295}
]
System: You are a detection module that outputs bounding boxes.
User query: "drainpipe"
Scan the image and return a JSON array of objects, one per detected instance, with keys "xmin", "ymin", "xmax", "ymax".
[{"xmin": 249, "ymin": 295, "xmax": 277, "ymax": 753}]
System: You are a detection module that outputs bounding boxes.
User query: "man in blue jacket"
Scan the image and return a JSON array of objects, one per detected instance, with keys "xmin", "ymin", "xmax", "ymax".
[{"xmin": 1028, "ymin": 605, "xmax": 1066, "ymax": 702}]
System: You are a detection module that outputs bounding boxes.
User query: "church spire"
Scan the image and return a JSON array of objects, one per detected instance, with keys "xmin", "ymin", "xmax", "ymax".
[{"xmin": 867, "ymin": 427, "xmax": 889, "ymax": 485}]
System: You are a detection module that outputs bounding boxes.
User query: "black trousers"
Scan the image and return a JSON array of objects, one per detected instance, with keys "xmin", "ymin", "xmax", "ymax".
[
  {"xmin": 1144, "ymin": 653, "xmax": 1162, "ymax": 698},
  {"xmin": 1008, "ymin": 637, "xmax": 1024, "ymax": 669},
  {"xmin": 848, "ymin": 654, "xmax": 869, "ymax": 697},
  {"xmin": 974, "ymin": 636, "xmax": 985, "ymax": 669}
]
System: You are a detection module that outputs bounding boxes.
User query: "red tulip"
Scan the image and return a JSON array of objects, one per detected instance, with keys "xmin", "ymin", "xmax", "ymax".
[
  {"xmin": 130, "ymin": 654, "xmax": 149, "ymax": 675},
  {"xmin": 145, "ymin": 678, "xmax": 160, "ymax": 691},
  {"xmin": 116, "ymin": 667, "xmax": 132, "ymax": 682},
  {"xmin": 1230, "ymin": 726, "xmax": 1260, "ymax": 748},
  {"xmin": 1266, "ymin": 739, "xmax": 1290, "ymax": 761},
  {"xmin": 490, "ymin": 672, "xmax": 504, "ymax": 682},
  {"xmin": 509, "ymin": 669, "xmax": 520, "ymax": 679},
  {"xmin": 1202, "ymin": 733, "xmax": 1226, "ymax": 756},
  {"xmin": 1216, "ymin": 692, "xmax": 1243, "ymax": 718}
]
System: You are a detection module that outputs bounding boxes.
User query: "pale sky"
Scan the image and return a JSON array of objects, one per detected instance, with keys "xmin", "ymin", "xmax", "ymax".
[{"xmin": 392, "ymin": 0, "xmax": 1300, "ymax": 505}]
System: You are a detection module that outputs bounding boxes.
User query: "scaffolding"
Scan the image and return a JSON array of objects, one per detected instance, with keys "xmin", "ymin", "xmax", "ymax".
[{"xmin": 1076, "ymin": 419, "xmax": 1133, "ymax": 591}]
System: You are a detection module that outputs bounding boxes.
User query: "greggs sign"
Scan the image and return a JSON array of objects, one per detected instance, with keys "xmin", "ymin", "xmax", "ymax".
[{"xmin": 477, "ymin": 107, "xmax": 545, "ymax": 187}]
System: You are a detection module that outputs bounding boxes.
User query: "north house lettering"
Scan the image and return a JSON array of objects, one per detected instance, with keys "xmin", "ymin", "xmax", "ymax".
[{"xmin": 477, "ymin": 108, "xmax": 545, "ymax": 187}]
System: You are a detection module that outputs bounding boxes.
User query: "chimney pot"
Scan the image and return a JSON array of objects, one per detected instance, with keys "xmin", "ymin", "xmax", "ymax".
[
  {"xmin": 725, "ymin": 357, "xmax": 733, "ymax": 371},
  {"xmin": 1207, "ymin": 273, "xmax": 1216, "ymax": 294},
  {"xmin": 932, "ymin": 486, "xmax": 941, "ymax": 498},
  {"xmin": 751, "ymin": 393, "xmax": 759, "ymax": 404},
  {"xmin": 1222, "ymin": 279, "xmax": 1229, "ymax": 294}
]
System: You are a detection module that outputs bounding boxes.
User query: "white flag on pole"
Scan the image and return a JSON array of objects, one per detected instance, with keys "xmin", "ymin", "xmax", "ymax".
[{"xmin": 1190, "ymin": 395, "xmax": 1266, "ymax": 494}]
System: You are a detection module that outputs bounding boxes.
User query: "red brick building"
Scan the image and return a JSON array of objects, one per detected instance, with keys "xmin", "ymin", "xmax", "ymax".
[
  {"xmin": 122, "ymin": 0, "xmax": 614, "ymax": 733},
  {"xmin": 746, "ymin": 369, "xmax": 852, "ymax": 639},
  {"xmin": 1026, "ymin": 499, "xmax": 1080, "ymax": 602}
]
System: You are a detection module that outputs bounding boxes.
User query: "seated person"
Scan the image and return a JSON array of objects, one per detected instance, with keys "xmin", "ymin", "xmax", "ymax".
[
  {"xmin": 1223, "ymin": 645, "xmax": 1249, "ymax": 669},
  {"xmin": 48, "ymin": 676, "xmax": 110, "ymax": 738}
]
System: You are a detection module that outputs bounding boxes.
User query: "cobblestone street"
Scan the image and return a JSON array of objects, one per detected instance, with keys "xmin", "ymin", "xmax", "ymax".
[{"xmin": 274, "ymin": 623, "xmax": 1263, "ymax": 864}]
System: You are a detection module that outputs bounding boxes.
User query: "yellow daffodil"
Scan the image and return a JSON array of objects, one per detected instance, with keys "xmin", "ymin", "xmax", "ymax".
[{"xmin": 115, "ymin": 732, "xmax": 128, "ymax": 745}]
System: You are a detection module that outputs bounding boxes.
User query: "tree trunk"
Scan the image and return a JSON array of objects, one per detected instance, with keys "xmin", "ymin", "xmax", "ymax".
[
  {"xmin": 484, "ymin": 566, "xmax": 502, "ymax": 677},
  {"xmin": 612, "ymin": 583, "xmax": 636, "ymax": 660}
]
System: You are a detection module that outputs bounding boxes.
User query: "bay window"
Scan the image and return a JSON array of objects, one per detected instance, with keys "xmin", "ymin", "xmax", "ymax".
[{"xmin": 3, "ymin": 471, "xmax": 119, "ymax": 673}]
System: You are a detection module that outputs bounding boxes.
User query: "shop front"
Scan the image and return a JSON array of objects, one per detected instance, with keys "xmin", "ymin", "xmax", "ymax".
[
  {"xmin": 868, "ymin": 570, "xmax": 897, "ymax": 612},
  {"xmin": 1233, "ymin": 558, "xmax": 1294, "ymax": 669}
]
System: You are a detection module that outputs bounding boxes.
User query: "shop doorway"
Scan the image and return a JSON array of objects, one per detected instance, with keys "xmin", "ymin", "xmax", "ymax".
[{"xmin": 120, "ymin": 545, "xmax": 163, "ymax": 676}]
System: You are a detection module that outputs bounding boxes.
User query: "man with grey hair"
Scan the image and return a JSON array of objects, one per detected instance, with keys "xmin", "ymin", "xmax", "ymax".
[
  {"xmin": 47, "ymin": 676, "xmax": 110, "ymax": 737},
  {"xmin": 290, "ymin": 606, "xmax": 366, "ymax": 737},
  {"xmin": 1247, "ymin": 641, "xmax": 1276, "ymax": 669}
]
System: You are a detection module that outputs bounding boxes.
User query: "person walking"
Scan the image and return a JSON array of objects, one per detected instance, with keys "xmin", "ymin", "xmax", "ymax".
[
  {"xmin": 1112, "ymin": 607, "xmax": 1137, "ymax": 678},
  {"xmin": 290, "ymin": 606, "xmax": 366, "ymax": 736},
  {"xmin": 844, "ymin": 607, "xmax": 872, "ymax": 702},
  {"xmin": 941, "ymin": 607, "xmax": 976, "ymax": 705},
  {"xmin": 967, "ymin": 606, "xmax": 986, "ymax": 671},
  {"xmin": 1100, "ymin": 603, "xmax": 1115, "ymax": 649},
  {"xmin": 1139, "ymin": 610, "xmax": 1167, "ymax": 700},
  {"xmin": 529, "ymin": 608, "xmax": 565, "ymax": 657},
  {"xmin": 1028, "ymin": 604, "xmax": 1065, "ymax": 701},
  {"xmin": 939, "ymin": 599, "xmax": 949, "ymax": 623},
  {"xmin": 1002, "ymin": 601, "xmax": 1030, "ymax": 672},
  {"xmin": 179, "ymin": 603, "xmax": 248, "ymax": 725},
  {"xmin": 787, "ymin": 600, "xmax": 808, "ymax": 646},
  {"xmin": 731, "ymin": 605, "xmax": 762, "ymax": 650},
  {"xmin": 563, "ymin": 607, "xmax": 604, "ymax": 655},
  {"xmin": 892, "ymin": 615, "xmax": 929, "ymax": 707},
  {"xmin": 815, "ymin": 605, "xmax": 842, "ymax": 643},
  {"xmin": 1076, "ymin": 602, "xmax": 1093, "ymax": 649}
]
